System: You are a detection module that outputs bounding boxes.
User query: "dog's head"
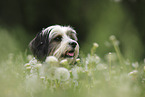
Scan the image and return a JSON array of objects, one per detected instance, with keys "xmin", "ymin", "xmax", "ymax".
[{"xmin": 29, "ymin": 25, "xmax": 79, "ymax": 64}]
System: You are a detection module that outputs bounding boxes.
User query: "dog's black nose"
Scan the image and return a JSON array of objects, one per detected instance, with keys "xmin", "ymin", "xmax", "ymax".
[{"xmin": 69, "ymin": 42, "xmax": 77, "ymax": 48}]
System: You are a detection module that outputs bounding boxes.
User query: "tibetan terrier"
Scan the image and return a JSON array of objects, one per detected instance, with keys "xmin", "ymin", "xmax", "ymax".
[{"xmin": 29, "ymin": 25, "xmax": 79, "ymax": 64}]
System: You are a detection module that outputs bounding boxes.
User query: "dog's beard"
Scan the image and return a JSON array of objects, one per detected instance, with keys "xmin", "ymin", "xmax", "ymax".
[{"xmin": 48, "ymin": 41, "xmax": 79, "ymax": 64}]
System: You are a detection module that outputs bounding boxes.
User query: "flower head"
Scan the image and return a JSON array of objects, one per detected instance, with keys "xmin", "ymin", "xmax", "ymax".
[
  {"xmin": 24, "ymin": 63, "xmax": 31, "ymax": 67},
  {"xmin": 45, "ymin": 56, "xmax": 58, "ymax": 66},
  {"xmin": 76, "ymin": 58, "xmax": 81, "ymax": 63},
  {"xmin": 26, "ymin": 66, "xmax": 32, "ymax": 70},
  {"xmin": 55, "ymin": 67, "xmax": 70, "ymax": 81},
  {"xmin": 27, "ymin": 55, "xmax": 33, "ymax": 61},
  {"xmin": 132, "ymin": 62, "xmax": 139, "ymax": 68},
  {"xmin": 86, "ymin": 54, "xmax": 100, "ymax": 65},
  {"xmin": 35, "ymin": 63, "xmax": 42, "ymax": 69},
  {"xmin": 29, "ymin": 58, "xmax": 37, "ymax": 65},
  {"xmin": 109, "ymin": 35, "xmax": 116, "ymax": 41},
  {"xmin": 93, "ymin": 43, "xmax": 99, "ymax": 48},
  {"xmin": 71, "ymin": 66, "xmax": 83, "ymax": 79},
  {"xmin": 128, "ymin": 70, "xmax": 138, "ymax": 76},
  {"xmin": 44, "ymin": 67, "xmax": 57, "ymax": 80},
  {"xmin": 60, "ymin": 59, "xmax": 68, "ymax": 66}
]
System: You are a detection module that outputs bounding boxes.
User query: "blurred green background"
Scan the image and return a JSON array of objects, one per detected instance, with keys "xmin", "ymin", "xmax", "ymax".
[{"xmin": 0, "ymin": 0, "xmax": 145, "ymax": 61}]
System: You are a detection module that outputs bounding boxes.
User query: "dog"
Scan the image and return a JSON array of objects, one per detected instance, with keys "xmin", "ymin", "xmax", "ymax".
[{"xmin": 29, "ymin": 25, "xmax": 79, "ymax": 64}]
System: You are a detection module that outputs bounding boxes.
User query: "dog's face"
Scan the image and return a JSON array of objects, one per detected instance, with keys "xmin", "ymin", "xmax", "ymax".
[{"xmin": 29, "ymin": 25, "xmax": 79, "ymax": 64}]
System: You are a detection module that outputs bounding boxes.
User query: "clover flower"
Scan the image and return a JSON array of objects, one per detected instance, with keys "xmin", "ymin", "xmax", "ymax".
[{"xmin": 55, "ymin": 67, "xmax": 70, "ymax": 81}]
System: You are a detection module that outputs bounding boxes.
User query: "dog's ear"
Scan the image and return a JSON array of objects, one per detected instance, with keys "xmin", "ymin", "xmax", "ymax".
[{"xmin": 29, "ymin": 31, "xmax": 49, "ymax": 61}]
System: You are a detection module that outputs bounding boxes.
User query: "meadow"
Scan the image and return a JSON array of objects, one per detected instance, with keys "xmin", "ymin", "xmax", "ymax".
[{"xmin": 0, "ymin": 27, "xmax": 145, "ymax": 97}]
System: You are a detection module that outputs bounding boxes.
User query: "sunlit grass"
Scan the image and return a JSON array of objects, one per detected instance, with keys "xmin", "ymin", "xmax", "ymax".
[{"xmin": 0, "ymin": 34, "xmax": 145, "ymax": 97}]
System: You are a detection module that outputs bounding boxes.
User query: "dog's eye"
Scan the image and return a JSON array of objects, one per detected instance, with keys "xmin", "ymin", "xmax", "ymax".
[
  {"xmin": 54, "ymin": 35, "xmax": 62, "ymax": 41},
  {"xmin": 69, "ymin": 34, "xmax": 77, "ymax": 41}
]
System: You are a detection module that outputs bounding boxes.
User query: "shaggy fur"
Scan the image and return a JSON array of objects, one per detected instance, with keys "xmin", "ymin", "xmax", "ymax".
[{"xmin": 29, "ymin": 25, "xmax": 79, "ymax": 64}]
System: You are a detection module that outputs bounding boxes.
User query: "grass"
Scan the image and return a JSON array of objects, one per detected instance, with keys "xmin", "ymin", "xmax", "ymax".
[{"xmin": 0, "ymin": 28, "xmax": 145, "ymax": 97}]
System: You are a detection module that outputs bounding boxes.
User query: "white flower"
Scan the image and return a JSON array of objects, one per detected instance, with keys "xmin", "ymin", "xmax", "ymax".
[
  {"xmin": 24, "ymin": 63, "xmax": 31, "ymax": 67},
  {"xmin": 27, "ymin": 55, "xmax": 33, "ymax": 61},
  {"xmin": 40, "ymin": 76, "xmax": 45, "ymax": 81},
  {"xmin": 26, "ymin": 66, "xmax": 32, "ymax": 70},
  {"xmin": 93, "ymin": 43, "xmax": 99, "ymax": 48},
  {"xmin": 45, "ymin": 56, "xmax": 58, "ymax": 66},
  {"xmin": 71, "ymin": 66, "xmax": 83, "ymax": 79},
  {"xmin": 132, "ymin": 62, "xmax": 139, "ymax": 68},
  {"xmin": 128, "ymin": 70, "xmax": 138, "ymax": 76},
  {"xmin": 76, "ymin": 58, "xmax": 81, "ymax": 63},
  {"xmin": 109, "ymin": 35, "xmax": 116, "ymax": 41},
  {"xmin": 60, "ymin": 59, "xmax": 68, "ymax": 65},
  {"xmin": 29, "ymin": 58, "xmax": 37, "ymax": 65},
  {"xmin": 86, "ymin": 54, "xmax": 100, "ymax": 64},
  {"xmin": 45, "ymin": 67, "xmax": 57, "ymax": 80},
  {"xmin": 35, "ymin": 63, "xmax": 42, "ymax": 68},
  {"xmin": 55, "ymin": 67, "xmax": 70, "ymax": 81},
  {"xmin": 109, "ymin": 35, "xmax": 119, "ymax": 45},
  {"xmin": 96, "ymin": 63, "xmax": 107, "ymax": 70},
  {"xmin": 45, "ymin": 56, "xmax": 58, "ymax": 63},
  {"xmin": 105, "ymin": 52, "xmax": 117, "ymax": 62}
]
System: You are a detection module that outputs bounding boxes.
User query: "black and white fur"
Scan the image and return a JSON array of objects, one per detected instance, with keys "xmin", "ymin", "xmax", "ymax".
[{"xmin": 29, "ymin": 25, "xmax": 79, "ymax": 64}]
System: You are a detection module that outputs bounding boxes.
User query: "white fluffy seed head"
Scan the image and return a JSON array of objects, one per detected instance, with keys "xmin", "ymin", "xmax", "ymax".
[
  {"xmin": 45, "ymin": 67, "xmax": 57, "ymax": 80},
  {"xmin": 55, "ymin": 67, "xmax": 70, "ymax": 81},
  {"xmin": 45, "ymin": 56, "xmax": 58, "ymax": 66},
  {"xmin": 93, "ymin": 43, "xmax": 99, "ymax": 48},
  {"xmin": 109, "ymin": 35, "xmax": 116, "ymax": 41},
  {"xmin": 86, "ymin": 54, "xmax": 100, "ymax": 64}
]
